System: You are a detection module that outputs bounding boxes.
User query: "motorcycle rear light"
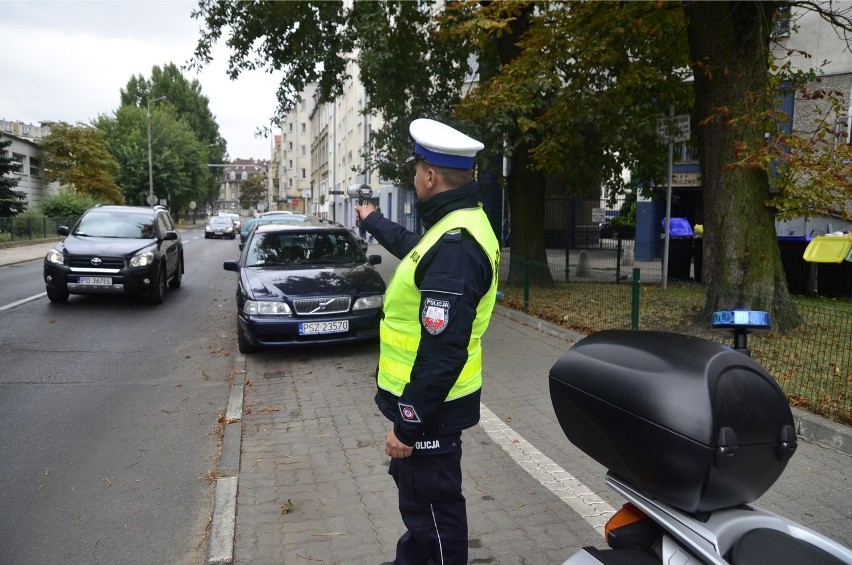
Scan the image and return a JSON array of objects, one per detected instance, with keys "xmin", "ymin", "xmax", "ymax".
[{"xmin": 605, "ymin": 503, "xmax": 660, "ymax": 551}]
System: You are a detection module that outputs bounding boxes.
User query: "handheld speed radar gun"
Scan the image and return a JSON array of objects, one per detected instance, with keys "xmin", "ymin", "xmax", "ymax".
[{"xmin": 347, "ymin": 183, "xmax": 373, "ymax": 206}]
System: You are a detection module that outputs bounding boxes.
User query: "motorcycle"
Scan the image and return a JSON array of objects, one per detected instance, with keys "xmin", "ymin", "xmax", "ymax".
[{"xmin": 548, "ymin": 310, "xmax": 852, "ymax": 565}]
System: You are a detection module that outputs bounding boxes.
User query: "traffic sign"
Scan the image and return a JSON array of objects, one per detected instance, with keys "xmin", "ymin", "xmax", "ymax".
[
  {"xmin": 146, "ymin": 194, "xmax": 158, "ymax": 207},
  {"xmin": 657, "ymin": 114, "xmax": 691, "ymax": 143}
]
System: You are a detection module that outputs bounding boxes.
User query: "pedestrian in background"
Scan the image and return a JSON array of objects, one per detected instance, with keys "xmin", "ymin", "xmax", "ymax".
[{"xmin": 354, "ymin": 118, "xmax": 500, "ymax": 565}]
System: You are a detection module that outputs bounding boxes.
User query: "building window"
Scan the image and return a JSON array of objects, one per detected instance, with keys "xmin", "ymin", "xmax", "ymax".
[
  {"xmin": 301, "ymin": 168, "xmax": 306, "ymax": 179},
  {"xmin": 241, "ymin": 171, "xmax": 248, "ymax": 180},
  {"xmin": 301, "ymin": 123, "xmax": 306, "ymax": 134},
  {"xmin": 288, "ymin": 141, "xmax": 293, "ymax": 151},
  {"xmin": 289, "ymin": 160, "xmax": 293, "ymax": 169},
  {"xmin": 30, "ymin": 157, "xmax": 41, "ymax": 177},
  {"xmin": 301, "ymin": 144, "xmax": 306, "ymax": 156},
  {"xmin": 229, "ymin": 171, "xmax": 236, "ymax": 180},
  {"xmin": 773, "ymin": 5, "xmax": 791, "ymax": 37},
  {"xmin": 11, "ymin": 153, "xmax": 24, "ymax": 174},
  {"xmin": 289, "ymin": 178, "xmax": 293, "ymax": 187},
  {"xmin": 288, "ymin": 123, "xmax": 293, "ymax": 133}
]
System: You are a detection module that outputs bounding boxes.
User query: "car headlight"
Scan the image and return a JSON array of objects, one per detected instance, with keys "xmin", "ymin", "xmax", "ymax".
[
  {"xmin": 244, "ymin": 300, "xmax": 292, "ymax": 315},
  {"xmin": 205, "ymin": 226, "xmax": 213, "ymax": 232},
  {"xmin": 45, "ymin": 249, "xmax": 64, "ymax": 265},
  {"xmin": 353, "ymin": 295, "xmax": 384, "ymax": 310},
  {"xmin": 225, "ymin": 227, "xmax": 234, "ymax": 233},
  {"xmin": 130, "ymin": 251, "xmax": 155, "ymax": 267}
]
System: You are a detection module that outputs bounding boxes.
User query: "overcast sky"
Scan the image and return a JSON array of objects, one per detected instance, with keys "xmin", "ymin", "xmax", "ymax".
[{"xmin": 0, "ymin": 0, "xmax": 283, "ymax": 159}]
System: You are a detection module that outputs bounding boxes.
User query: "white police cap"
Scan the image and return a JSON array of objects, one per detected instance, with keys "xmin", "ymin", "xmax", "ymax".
[{"xmin": 408, "ymin": 118, "xmax": 484, "ymax": 170}]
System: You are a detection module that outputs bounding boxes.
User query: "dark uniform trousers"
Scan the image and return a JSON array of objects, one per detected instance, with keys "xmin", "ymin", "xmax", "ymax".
[{"xmin": 388, "ymin": 433, "xmax": 466, "ymax": 565}]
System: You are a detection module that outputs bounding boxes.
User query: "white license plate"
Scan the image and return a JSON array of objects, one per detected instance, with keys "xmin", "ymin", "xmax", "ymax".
[
  {"xmin": 299, "ymin": 320, "xmax": 349, "ymax": 335},
  {"xmin": 77, "ymin": 276, "xmax": 112, "ymax": 286}
]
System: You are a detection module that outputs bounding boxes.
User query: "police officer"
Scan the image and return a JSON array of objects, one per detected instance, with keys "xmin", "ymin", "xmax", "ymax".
[{"xmin": 354, "ymin": 118, "xmax": 500, "ymax": 565}]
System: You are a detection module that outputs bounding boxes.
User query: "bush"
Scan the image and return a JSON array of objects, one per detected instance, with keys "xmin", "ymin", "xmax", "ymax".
[
  {"xmin": 39, "ymin": 189, "xmax": 100, "ymax": 219},
  {"xmin": 11, "ymin": 209, "xmax": 48, "ymax": 238}
]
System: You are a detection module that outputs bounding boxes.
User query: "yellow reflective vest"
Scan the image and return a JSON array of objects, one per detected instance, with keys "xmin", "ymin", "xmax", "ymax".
[{"xmin": 377, "ymin": 205, "xmax": 500, "ymax": 400}]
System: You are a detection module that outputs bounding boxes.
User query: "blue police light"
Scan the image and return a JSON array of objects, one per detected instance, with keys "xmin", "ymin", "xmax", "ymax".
[{"xmin": 711, "ymin": 309, "xmax": 771, "ymax": 330}]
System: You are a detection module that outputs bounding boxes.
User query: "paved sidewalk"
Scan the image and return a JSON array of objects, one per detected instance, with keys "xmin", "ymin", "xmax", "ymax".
[{"xmin": 217, "ymin": 305, "xmax": 852, "ymax": 564}]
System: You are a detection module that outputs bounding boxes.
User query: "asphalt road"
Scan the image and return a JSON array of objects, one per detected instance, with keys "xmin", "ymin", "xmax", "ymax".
[{"xmin": 0, "ymin": 228, "xmax": 240, "ymax": 564}]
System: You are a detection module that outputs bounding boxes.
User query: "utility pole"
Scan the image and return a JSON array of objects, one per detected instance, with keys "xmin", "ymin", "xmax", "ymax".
[{"xmin": 147, "ymin": 96, "xmax": 167, "ymax": 207}]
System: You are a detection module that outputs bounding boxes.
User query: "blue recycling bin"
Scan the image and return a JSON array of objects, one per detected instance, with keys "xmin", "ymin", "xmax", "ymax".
[{"xmin": 663, "ymin": 218, "xmax": 694, "ymax": 281}]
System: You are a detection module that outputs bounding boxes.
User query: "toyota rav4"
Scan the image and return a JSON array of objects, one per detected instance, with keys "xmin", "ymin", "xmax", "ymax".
[{"xmin": 43, "ymin": 205, "xmax": 184, "ymax": 304}]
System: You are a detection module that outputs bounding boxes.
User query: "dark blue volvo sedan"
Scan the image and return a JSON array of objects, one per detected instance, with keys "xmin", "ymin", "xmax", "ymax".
[{"xmin": 223, "ymin": 221, "xmax": 385, "ymax": 353}]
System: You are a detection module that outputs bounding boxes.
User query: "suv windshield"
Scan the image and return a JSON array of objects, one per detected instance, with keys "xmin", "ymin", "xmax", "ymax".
[
  {"xmin": 73, "ymin": 211, "xmax": 155, "ymax": 239},
  {"xmin": 246, "ymin": 231, "xmax": 364, "ymax": 267}
]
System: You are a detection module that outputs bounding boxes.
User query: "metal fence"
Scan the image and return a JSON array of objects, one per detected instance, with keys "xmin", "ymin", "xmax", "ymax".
[
  {"xmin": 498, "ymin": 250, "xmax": 852, "ymax": 426},
  {"xmin": 0, "ymin": 215, "xmax": 76, "ymax": 243}
]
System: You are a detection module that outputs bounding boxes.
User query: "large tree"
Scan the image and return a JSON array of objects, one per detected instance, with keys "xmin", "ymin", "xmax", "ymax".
[
  {"xmin": 0, "ymin": 136, "xmax": 28, "ymax": 216},
  {"xmin": 121, "ymin": 63, "xmax": 226, "ymax": 206},
  {"xmin": 191, "ymin": 0, "xmax": 852, "ymax": 329},
  {"xmin": 96, "ymin": 105, "xmax": 211, "ymax": 212},
  {"xmin": 39, "ymin": 122, "xmax": 124, "ymax": 203},
  {"xmin": 238, "ymin": 173, "xmax": 266, "ymax": 211}
]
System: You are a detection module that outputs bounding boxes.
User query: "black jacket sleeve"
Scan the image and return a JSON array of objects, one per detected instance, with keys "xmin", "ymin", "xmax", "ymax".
[{"xmin": 362, "ymin": 211, "xmax": 421, "ymax": 260}]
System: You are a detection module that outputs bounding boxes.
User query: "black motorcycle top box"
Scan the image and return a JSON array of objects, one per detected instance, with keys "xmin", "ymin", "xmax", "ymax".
[{"xmin": 549, "ymin": 330, "xmax": 797, "ymax": 514}]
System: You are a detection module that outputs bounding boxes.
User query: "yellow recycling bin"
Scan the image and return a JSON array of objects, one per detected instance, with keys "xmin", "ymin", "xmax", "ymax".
[{"xmin": 802, "ymin": 235, "xmax": 852, "ymax": 263}]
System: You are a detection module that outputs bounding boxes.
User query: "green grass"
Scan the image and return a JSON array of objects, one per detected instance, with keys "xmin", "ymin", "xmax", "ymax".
[{"xmin": 499, "ymin": 282, "xmax": 852, "ymax": 425}]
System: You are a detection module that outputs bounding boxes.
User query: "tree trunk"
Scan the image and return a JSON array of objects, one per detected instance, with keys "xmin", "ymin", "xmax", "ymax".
[
  {"xmin": 506, "ymin": 135, "xmax": 552, "ymax": 286},
  {"xmin": 684, "ymin": 1, "xmax": 801, "ymax": 331},
  {"xmin": 497, "ymin": 2, "xmax": 554, "ymax": 288}
]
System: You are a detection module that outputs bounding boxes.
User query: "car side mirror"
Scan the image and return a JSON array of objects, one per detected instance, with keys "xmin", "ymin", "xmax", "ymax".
[
  {"xmin": 223, "ymin": 260, "xmax": 239, "ymax": 272},
  {"xmin": 161, "ymin": 231, "xmax": 178, "ymax": 241},
  {"xmin": 57, "ymin": 226, "xmax": 69, "ymax": 236},
  {"xmin": 368, "ymin": 255, "xmax": 382, "ymax": 265}
]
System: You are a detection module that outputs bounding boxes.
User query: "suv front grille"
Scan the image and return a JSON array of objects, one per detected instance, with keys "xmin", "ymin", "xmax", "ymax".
[
  {"xmin": 293, "ymin": 296, "xmax": 351, "ymax": 315},
  {"xmin": 68, "ymin": 256, "xmax": 126, "ymax": 270}
]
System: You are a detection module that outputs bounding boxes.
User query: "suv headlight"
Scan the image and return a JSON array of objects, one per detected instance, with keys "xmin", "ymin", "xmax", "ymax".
[
  {"xmin": 353, "ymin": 295, "xmax": 384, "ymax": 310},
  {"xmin": 244, "ymin": 300, "xmax": 292, "ymax": 315},
  {"xmin": 46, "ymin": 249, "xmax": 64, "ymax": 265},
  {"xmin": 130, "ymin": 251, "xmax": 155, "ymax": 267}
]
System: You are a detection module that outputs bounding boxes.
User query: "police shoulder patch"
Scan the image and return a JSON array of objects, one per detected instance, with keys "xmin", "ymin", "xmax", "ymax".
[
  {"xmin": 399, "ymin": 403, "xmax": 421, "ymax": 423},
  {"xmin": 421, "ymin": 297, "xmax": 450, "ymax": 335}
]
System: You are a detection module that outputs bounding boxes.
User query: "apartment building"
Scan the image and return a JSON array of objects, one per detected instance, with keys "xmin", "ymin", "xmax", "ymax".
[
  {"xmin": 773, "ymin": 5, "xmax": 852, "ymax": 235},
  {"xmin": 272, "ymin": 83, "xmax": 317, "ymax": 214},
  {"xmin": 214, "ymin": 158, "xmax": 269, "ymax": 215},
  {"xmin": 275, "ymin": 61, "xmax": 395, "ymax": 230},
  {"xmin": 1, "ymin": 120, "xmax": 58, "ymax": 209}
]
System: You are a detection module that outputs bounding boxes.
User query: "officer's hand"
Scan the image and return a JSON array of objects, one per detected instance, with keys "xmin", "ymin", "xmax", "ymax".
[
  {"xmin": 385, "ymin": 430, "xmax": 414, "ymax": 459},
  {"xmin": 354, "ymin": 202, "xmax": 376, "ymax": 222}
]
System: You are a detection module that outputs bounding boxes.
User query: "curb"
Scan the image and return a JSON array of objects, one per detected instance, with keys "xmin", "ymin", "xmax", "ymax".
[
  {"xmin": 492, "ymin": 304, "xmax": 852, "ymax": 457},
  {"xmin": 207, "ymin": 361, "xmax": 245, "ymax": 565}
]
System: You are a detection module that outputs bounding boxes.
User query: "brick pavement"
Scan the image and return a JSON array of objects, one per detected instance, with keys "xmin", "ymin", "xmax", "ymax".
[{"xmin": 226, "ymin": 309, "xmax": 852, "ymax": 564}]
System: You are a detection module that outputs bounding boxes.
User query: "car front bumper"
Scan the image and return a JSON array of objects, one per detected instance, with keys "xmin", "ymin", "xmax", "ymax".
[
  {"xmin": 238, "ymin": 309, "xmax": 382, "ymax": 347},
  {"xmin": 44, "ymin": 263, "xmax": 161, "ymax": 297}
]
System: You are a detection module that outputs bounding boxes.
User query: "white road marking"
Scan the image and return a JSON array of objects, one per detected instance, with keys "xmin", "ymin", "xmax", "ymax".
[
  {"xmin": 1, "ymin": 292, "xmax": 46, "ymax": 311},
  {"xmin": 479, "ymin": 402, "xmax": 616, "ymax": 535}
]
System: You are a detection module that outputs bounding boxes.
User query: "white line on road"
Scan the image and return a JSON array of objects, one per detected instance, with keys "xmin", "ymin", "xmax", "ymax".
[
  {"xmin": 479, "ymin": 402, "xmax": 616, "ymax": 535},
  {"xmin": 0, "ymin": 292, "xmax": 46, "ymax": 311}
]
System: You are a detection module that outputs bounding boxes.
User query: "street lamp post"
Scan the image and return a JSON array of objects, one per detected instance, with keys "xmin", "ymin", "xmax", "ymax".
[{"xmin": 147, "ymin": 96, "xmax": 167, "ymax": 207}]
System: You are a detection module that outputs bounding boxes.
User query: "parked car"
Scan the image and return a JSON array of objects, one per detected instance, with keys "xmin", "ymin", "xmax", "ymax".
[
  {"xmin": 43, "ymin": 205, "xmax": 184, "ymax": 304},
  {"xmin": 259, "ymin": 211, "xmax": 295, "ymax": 217},
  {"xmin": 218, "ymin": 212, "xmax": 241, "ymax": 230},
  {"xmin": 223, "ymin": 221, "xmax": 386, "ymax": 353},
  {"xmin": 205, "ymin": 215, "xmax": 237, "ymax": 239},
  {"xmin": 239, "ymin": 214, "xmax": 312, "ymax": 243}
]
